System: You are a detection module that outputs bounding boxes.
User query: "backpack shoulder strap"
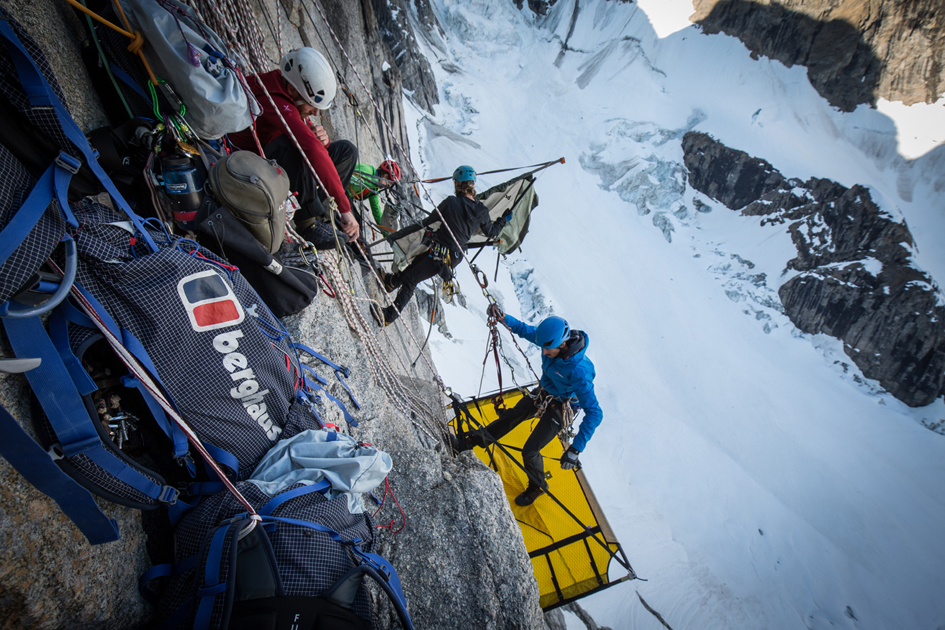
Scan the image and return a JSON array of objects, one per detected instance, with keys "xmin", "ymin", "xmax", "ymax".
[
  {"xmin": 1, "ymin": 315, "xmax": 180, "ymax": 543},
  {"xmin": 0, "ymin": 16, "xmax": 158, "ymax": 253},
  {"xmin": 0, "ymin": 403, "xmax": 119, "ymax": 544}
]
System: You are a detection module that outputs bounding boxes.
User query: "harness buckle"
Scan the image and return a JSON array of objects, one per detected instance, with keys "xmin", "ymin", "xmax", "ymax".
[{"xmin": 159, "ymin": 485, "xmax": 180, "ymax": 505}]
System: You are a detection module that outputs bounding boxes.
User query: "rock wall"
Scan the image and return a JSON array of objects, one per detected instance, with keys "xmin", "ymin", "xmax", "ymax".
[
  {"xmin": 691, "ymin": 0, "xmax": 945, "ymax": 110},
  {"xmin": 683, "ymin": 132, "xmax": 945, "ymax": 407},
  {"xmin": 0, "ymin": 0, "xmax": 548, "ymax": 628}
]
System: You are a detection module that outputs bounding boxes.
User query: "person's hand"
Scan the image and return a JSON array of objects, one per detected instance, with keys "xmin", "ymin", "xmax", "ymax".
[
  {"xmin": 560, "ymin": 446, "xmax": 580, "ymax": 470},
  {"xmin": 501, "ymin": 209, "xmax": 513, "ymax": 223},
  {"xmin": 487, "ymin": 303, "xmax": 504, "ymax": 321},
  {"xmin": 307, "ymin": 120, "xmax": 330, "ymax": 148},
  {"xmin": 338, "ymin": 211, "xmax": 360, "ymax": 240}
]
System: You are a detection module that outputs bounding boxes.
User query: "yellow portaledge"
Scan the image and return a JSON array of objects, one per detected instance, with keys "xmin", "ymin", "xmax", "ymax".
[{"xmin": 451, "ymin": 387, "xmax": 634, "ymax": 611}]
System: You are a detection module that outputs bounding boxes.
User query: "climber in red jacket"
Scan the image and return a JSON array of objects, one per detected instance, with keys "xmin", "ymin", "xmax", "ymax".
[{"xmin": 230, "ymin": 47, "xmax": 359, "ymax": 249}]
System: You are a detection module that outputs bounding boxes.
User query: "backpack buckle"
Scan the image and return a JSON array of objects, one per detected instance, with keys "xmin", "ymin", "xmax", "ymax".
[
  {"xmin": 159, "ymin": 485, "xmax": 180, "ymax": 505},
  {"xmin": 47, "ymin": 443, "xmax": 64, "ymax": 461},
  {"xmin": 54, "ymin": 151, "xmax": 82, "ymax": 175}
]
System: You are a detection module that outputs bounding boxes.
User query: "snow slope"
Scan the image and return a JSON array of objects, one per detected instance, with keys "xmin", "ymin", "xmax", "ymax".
[{"xmin": 398, "ymin": 1, "xmax": 945, "ymax": 628}]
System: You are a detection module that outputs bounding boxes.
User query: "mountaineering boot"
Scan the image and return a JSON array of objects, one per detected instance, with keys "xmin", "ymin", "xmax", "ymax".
[
  {"xmin": 300, "ymin": 220, "xmax": 349, "ymax": 251},
  {"xmin": 381, "ymin": 269, "xmax": 400, "ymax": 293},
  {"xmin": 451, "ymin": 429, "xmax": 485, "ymax": 453},
  {"xmin": 514, "ymin": 485, "xmax": 544, "ymax": 507},
  {"xmin": 463, "ymin": 429, "xmax": 489, "ymax": 450}
]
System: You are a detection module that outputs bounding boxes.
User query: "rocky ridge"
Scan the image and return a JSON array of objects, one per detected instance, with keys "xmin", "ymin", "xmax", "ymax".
[
  {"xmin": 683, "ymin": 131, "xmax": 945, "ymax": 407},
  {"xmin": 691, "ymin": 0, "xmax": 945, "ymax": 110}
]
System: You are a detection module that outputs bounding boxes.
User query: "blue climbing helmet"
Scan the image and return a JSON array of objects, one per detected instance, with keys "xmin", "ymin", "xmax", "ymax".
[
  {"xmin": 536, "ymin": 316, "xmax": 570, "ymax": 349},
  {"xmin": 453, "ymin": 165, "xmax": 476, "ymax": 183}
]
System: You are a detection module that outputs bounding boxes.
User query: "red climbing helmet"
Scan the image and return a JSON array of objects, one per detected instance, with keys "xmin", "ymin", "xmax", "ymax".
[{"xmin": 378, "ymin": 160, "xmax": 402, "ymax": 182}]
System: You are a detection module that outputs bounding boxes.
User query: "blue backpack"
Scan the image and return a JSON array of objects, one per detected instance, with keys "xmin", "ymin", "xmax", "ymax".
[
  {"xmin": 0, "ymin": 11, "xmax": 356, "ymax": 543},
  {"xmin": 143, "ymin": 481, "xmax": 413, "ymax": 630}
]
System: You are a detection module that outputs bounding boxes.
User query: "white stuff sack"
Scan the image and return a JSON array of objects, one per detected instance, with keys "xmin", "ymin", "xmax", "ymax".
[{"xmin": 120, "ymin": 0, "xmax": 258, "ymax": 139}]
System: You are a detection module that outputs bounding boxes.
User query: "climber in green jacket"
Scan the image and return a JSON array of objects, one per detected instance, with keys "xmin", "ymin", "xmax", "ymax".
[{"xmin": 348, "ymin": 160, "xmax": 402, "ymax": 224}]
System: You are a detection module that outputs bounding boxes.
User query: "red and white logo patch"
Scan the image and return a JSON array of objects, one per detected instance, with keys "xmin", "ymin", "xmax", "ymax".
[{"xmin": 176, "ymin": 270, "xmax": 245, "ymax": 332}]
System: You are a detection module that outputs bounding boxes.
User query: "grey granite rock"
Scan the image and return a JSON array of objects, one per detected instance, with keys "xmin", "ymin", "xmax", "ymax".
[{"xmin": 683, "ymin": 132, "xmax": 945, "ymax": 407}]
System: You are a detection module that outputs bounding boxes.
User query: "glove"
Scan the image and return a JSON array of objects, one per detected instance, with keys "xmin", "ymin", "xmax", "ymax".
[
  {"xmin": 487, "ymin": 303, "xmax": 504, "ymax": 321},
  {"xmin": 501, "ymin": 209, "xmax": 513, "ymax": 223},
  {"xmin": 560, "ymin": 446, "xmax": 581, "ymax": 470}
]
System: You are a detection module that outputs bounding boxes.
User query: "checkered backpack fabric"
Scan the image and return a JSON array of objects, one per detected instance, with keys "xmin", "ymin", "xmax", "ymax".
[
  {"xmin": 154, "ymin": 482, "xmax": 377, "ymax": 630},
  {"xmin": 69, "ymin": 201, "xmax": 319, "ymax": 479},
  {"xmin": 0, "ymin": 10, "xmax": 73, "ymax": 307},
  {"xmin": 0, "ymin": 143, "xmax": 65, "ymax": 305}
]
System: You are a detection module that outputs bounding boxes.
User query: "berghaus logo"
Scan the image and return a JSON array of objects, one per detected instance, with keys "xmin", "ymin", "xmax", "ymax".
[
  {"xmin": 177, "ymin": 271, "xmax": 280, "ymax": 441},
  {"xmin": 176, "ymin": 270, "xmax": 245, "ymax": 332}
]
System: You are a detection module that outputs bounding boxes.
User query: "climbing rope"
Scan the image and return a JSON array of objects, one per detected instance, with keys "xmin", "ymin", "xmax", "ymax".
[
  {"xmin": 62, "ymin": 0, "xmax": 158, "ymax": 84},
  {"xmin": 320, "ymin": 252, "xmax": 446, "ymax": 443},
  {"xmin": 197, "ymin": 0, "xmax": 550, "ymax": 444}
]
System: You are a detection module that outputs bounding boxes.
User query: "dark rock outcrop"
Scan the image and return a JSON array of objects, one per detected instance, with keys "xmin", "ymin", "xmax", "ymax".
[
  {"xmin": 683, "ymin": 131, "xmax": 784, "ymax": 209},
  {"xmin": 372, "ymin": 0, "xmax": 440, "ymax": 114},
  {"xmin": 683, "ymin": 132, "xmax": 945, "ymax": 407},
  {"xmin": 692, "ymin": 0, "xmax": 945, "ymax": 110}
]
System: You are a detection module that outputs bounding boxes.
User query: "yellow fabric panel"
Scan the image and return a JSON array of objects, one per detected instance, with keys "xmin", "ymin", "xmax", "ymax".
[{"xmin": 454, "ymin": 390, "xmax": 622, "ymax": 609}]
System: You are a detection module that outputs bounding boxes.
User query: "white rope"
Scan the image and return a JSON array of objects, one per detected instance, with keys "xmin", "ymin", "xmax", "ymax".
[
  {"xmin": 321, "ymin": 253, "xmax": 445, "ymax": 441},
  {"xmin": 198, "ymin": 0, "xmax": 473, "ymax": 439}
]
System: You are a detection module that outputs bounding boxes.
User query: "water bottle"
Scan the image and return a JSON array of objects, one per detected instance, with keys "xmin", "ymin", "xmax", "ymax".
[{"xmin": 162, "ymin": 155, "xmax": 204, "ymax": 231}]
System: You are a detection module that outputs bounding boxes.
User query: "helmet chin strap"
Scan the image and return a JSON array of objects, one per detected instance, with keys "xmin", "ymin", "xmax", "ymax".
[{"xmin": 294, "ymin": 99, "xmax": 307, "ymax": 107}]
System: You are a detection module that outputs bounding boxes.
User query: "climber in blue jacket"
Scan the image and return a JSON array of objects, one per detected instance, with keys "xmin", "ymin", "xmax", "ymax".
[{"xmin": 462, "ymin": 304, "xmax": 603, "ymax": 506}]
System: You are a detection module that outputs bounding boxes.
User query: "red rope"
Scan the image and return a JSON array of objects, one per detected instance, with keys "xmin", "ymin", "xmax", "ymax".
[{"xmin": 371, "ymin": 477, "xmax": 406, "ymax": 534}]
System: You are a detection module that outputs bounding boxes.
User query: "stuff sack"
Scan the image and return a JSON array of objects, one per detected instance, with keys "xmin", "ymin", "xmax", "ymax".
[
  {"xmin": 119, "ymin": 0, "xmax": 257, "ymax": 139},
  {"xmin": 198, "ymin": 204, "xmax": 320, "ymax": 318},
  {"xmin": 68, "ymin": 200, "xmax": 319, "ymax": 479},
  {"xmin": 149, "ymin": 481, "xmax": 414, "ymax": 630},
  {"xmin": 207, "ymin": 150, "xmax": 290, "ymax": 254}
]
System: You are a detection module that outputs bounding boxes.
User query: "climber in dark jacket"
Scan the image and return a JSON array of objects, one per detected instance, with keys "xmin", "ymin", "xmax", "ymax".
[
  {"xmin": 372, "ymin": 165, "xmax": 509, "ymax": 326},
  {"xmin": 462, "ymin": 308, "xmax": 603, "ymax": 507}
]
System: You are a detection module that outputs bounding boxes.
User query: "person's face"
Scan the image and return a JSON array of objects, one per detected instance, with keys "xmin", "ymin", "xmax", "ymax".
[
  {"xmin": 297, "ymin": 102, "xmax": 318, "ymax": 118},
  {"xmin": 542, "ymin": 342, "xmax": 566, "ymax": 358}
]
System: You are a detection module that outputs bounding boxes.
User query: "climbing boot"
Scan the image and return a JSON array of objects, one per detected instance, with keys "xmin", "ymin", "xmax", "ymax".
[
  {"xmin": 381, "ymin": 269, "xmax": 399, "ymax": 293},
  {"xmin": 300, "ymin": 220, "xmax": 349, "ymax": 251},
  {"xmin": 514, "ymin": 485, "xmax": 545, "ymax": 507}
]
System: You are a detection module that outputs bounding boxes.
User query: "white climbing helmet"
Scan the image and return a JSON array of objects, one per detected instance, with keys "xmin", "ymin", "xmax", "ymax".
[{"xmin": 279, "ymin": 47, "xmax": 336, "ymax": 110}]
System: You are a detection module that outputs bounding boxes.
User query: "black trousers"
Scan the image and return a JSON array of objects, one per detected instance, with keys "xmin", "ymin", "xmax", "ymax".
[
  {"xmin": 263, "ymin": 135, "xmax": 357, "ymax": 228},
  {"xmin": 482, "ymin": 388, "xmax": 563, "ymax": 491},
  {"xmin": 383, "ymin": 253, "xmax": 459, "ymax": 323}
]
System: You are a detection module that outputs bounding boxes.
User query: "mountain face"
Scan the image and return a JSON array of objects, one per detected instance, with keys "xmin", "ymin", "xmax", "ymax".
[
  {"xmin": 684, "ymin": 132, "xmax": 945, "ymax": 407},
  {"xmin": 692, "ymin": 0, "xmax": 945, "ymax": 110}
]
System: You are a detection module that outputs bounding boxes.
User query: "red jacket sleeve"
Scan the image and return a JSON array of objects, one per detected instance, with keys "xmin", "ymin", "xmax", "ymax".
[{"xmin": 276, "ymin": 104, "xmax": 352, "ymax": 214}]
